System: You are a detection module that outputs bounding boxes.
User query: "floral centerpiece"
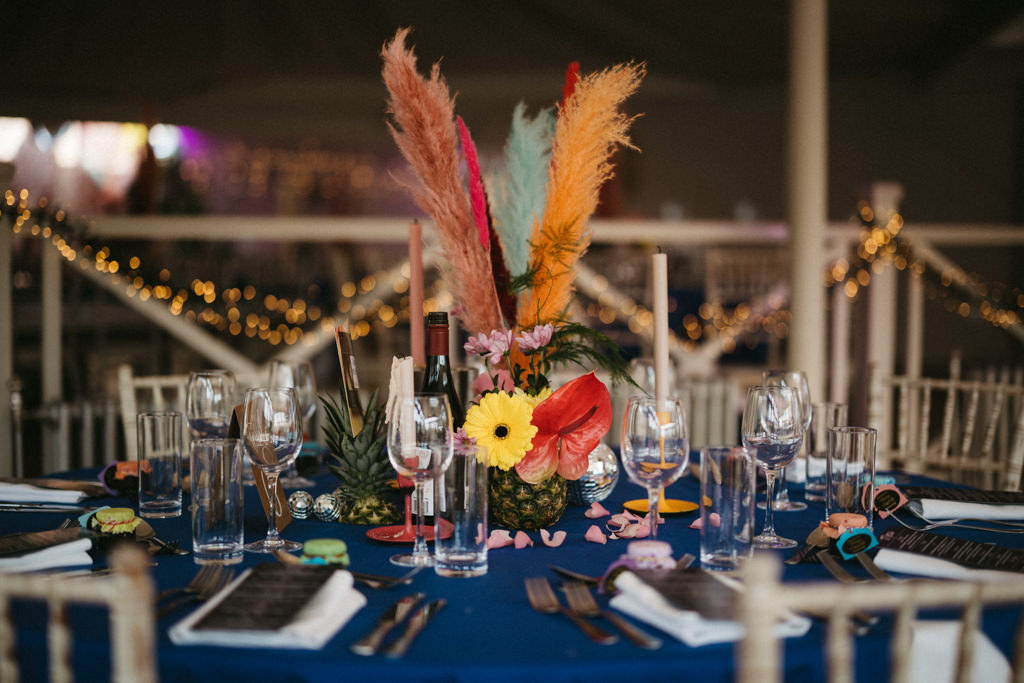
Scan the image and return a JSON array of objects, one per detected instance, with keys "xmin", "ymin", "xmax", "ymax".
[{"xmin": 381, "ymin": 28, "xmax": 643, "ymax": 529}]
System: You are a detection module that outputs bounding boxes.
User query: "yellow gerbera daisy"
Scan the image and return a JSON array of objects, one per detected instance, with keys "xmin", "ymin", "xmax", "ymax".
[{"xmin": 464, "ymin": 392, "xmax": 538, "ymax": 470}]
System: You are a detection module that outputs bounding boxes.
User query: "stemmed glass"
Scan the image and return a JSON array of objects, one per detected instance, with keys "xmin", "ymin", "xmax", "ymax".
[
  {"xmin": 620, "ymin": 397, "xmax": 689, "ymax": 539},
  {"xmin": 742, "ymin": 385, "xmax": 803, "ymax": 549},
  {"xmin": 386, "ymin": 394, "xmax": 454, "ymax": 567},
  {"xmin": 759, "ymin": 370, "xmax": 812, "ymax": 512},
  {"xmin": 268, "ymin": 360, "xmax": 317, "ymax": 488},
  {"xmin": 242, "ymin": 387, "xmax": 303, "ymax": 553},
  {"xmin": 185, "ymin": 370, "xmax": 237, "ymax": 439}
]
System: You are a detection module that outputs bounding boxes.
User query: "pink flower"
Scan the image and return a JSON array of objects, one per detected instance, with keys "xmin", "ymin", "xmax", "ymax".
[
  {"xmin": 516, "ymin": 324, "xmax": 554, "ymax": 352},
  {"xmin": 484, "ymin": 329, "xmax": 513, "ymax": 364},
  {"xmin": 464, "ymin": 333, "xmax": 491, "ymax": 357}
]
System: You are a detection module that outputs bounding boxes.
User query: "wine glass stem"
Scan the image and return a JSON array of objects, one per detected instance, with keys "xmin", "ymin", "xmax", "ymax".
[
  {"xmin": 647, "ymin": 488, "xmax": 660, "ymax": 539},
  {"xmin": 412, "ymin": 479, "xmax": 429, "ymax": 560},
  {"xmin": 763, "ymin": 470, "xmax": 778, "ymax": 536},
  {"xmin": 264, "ymin": 471, "xmax": 282, "ymax": 546}
]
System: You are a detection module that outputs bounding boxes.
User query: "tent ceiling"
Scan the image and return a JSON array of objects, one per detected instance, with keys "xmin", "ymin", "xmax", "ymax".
[{"xmin": 3, "ymin": 1, "xmax": 1023, "ymax": 144}]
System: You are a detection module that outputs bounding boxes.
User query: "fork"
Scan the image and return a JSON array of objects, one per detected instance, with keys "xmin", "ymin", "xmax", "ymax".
[
  {"xmin": 562, "ymin": 580, "xmax": 662, "ymax": 649},
  {"xmin": 524, "ymin": 577, "xmax": 618, "ymax": 645},
  {"xmin": 157, "ymin": 565, "xmax": 219, "ymax": 602},
  {"xmin": 157, "ymin": 566, "xmax": 235, "ymax": 617}
]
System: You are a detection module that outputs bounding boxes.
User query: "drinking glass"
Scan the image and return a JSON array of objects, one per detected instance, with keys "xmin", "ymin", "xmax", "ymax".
[
  {"xmin": 185, "ymin": 370, "xmax": 237, "ymax": 439},
  {"xmin": 742, "ymin": 385, "xmax": 803, "ymax": 549},
  {"xmin": 268, "ymin": 360, "xmax": 317, "ymax": 488},
  {"xmin": 387, "ymin": 394, "xmax": 454, "ymax": 567},
  {"xmin": 620, "ymin": 397, "xmax": 689, "ymax": 539},
  {"xmin": 242, "ymin": 387, "xmax": 303, "ymax": 553},
  {"xmin": 759, "ymin": 370, "xmax": 812, "ymax": 511}
]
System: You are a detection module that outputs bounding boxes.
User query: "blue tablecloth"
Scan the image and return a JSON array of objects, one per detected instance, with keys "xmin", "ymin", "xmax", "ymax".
[{"xmin": 5, "ymin": 465, "xmax": 1022, "ymax": 682}]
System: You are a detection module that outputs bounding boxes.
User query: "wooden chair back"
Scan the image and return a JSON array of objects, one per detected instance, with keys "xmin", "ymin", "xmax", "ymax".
[
  {"xmin": 681, "ymin": 375, "xmax": 739, "ymax": 450},
  {"xmin": 868, "ymin": 360, "xmax": 1024, "ymax": 491},
  {"xmin": 738, "ymin": 553, "xmax": 1024, "ymax": 683},
  {"xmin": 0, "ymin": 547, "xmax": 157, "ymax": 683},
  {"xmin": 116, "ymin": 364, "xmax": 190, "ymax": 462}
]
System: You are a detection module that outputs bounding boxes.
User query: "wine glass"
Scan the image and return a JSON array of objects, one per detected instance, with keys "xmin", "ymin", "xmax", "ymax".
[
  {"xmin": 742, "ymin": 385, "xmax": 803, "ymax": 549},
  {"xmin": 620, "ymin": 397, "xmax": 689, "ymax": 539},
  {"xmin": 268, "ymin": 360, "xmax": 317, "ymax": 488},
  {"xmin": 386, "ymin": 394, "xmax": 454, "ymax": 567},
  {"xmin": 758, "ymin": 370, "xmax": 812, "ymax": 512},
  {"xmin": 185, "ymin": 370, "xmax": 237, "ymax": 439},
  {"xmin": 242, "ymin": 387, "xmax": 303, "ymax": 553}
]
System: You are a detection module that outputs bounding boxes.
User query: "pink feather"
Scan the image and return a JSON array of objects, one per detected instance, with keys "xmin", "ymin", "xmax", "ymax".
[
  {"xmin": 457, "ymin": 116, "xmax": 490, "ymax": 251},
  {"xmin": 381, "ymin": 29, "xmax": 504, "ymax": 336}
]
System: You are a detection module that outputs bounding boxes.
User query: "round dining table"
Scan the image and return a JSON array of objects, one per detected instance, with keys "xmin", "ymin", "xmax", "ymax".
[{"xmin": 4, "ymin": 462, "xmax": 1022, "ymax": 682}]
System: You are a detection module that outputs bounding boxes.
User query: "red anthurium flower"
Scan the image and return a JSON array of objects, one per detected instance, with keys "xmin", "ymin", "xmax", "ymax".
[{"xmin": 514, "ymin": 372, "xmax": 612, "ymax": 484}]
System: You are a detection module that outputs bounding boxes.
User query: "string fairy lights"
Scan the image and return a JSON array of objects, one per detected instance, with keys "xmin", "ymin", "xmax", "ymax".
[{"xmin": 3, "ymin": 189, "xmax": 1020, "ymax": 356}]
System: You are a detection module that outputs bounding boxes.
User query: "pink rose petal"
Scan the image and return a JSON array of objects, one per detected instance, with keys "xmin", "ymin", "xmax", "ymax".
[
  {"xmin": 584, "ymin": 525, "xmax": 607, "ymax": 544},
  {"xmin": 609, "ymin": 533, "xmax": 620, "ymax": 540},
  {"xmin": 616, "ymin": 523, "xmax": 640, "ymax": 538},
  {"xmin": 608, "ymin": 513, "xmax": 632, "ymax": 528},
  {"xmin": 539, "ymin": 529, "xmax": 567, "ymax": 547},
  {"xmin": 585, "ymin": 502, "xmax": 610, "ymax": 519},
  {"xmin": 709, "ymin": 512, "xmax": 722, "ymax": 528},
  {"xmin": 486, "ymin": 529, "xmax": 514, "ymax": 549},
  {"xmin": 514, "ymin": 530, "xmax": 534, "ymax": 549},
  {"xmin": 689, "ymin": 517, "xmax": 704, "ymax": 530},
  {"xmin": 623, "ymin": 510, "xmax": 642, "ymax": 522},
  {"xmin": 634, "ymin": 524, "xmax": 651, "ymax": 538}
]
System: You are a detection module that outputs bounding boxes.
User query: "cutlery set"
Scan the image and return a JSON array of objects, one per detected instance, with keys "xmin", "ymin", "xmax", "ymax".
[{"xmin": 351, "ymin": 592, "xmax": 446, "ymax": 658}]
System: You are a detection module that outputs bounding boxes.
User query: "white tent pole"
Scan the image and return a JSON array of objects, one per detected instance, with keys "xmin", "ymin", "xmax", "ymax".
[
  {"xmin": 786, "ymin": 0, "xmax": 828, "ymax": 401},
  {"xmin": 41, "ymin": 243, "xmax": 63, "ymax": 471}
]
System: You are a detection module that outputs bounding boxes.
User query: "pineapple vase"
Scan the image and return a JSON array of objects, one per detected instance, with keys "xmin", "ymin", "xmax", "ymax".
[{"xmin": 489, "ymin": 468, "xmax": 567, "ymax": 530}]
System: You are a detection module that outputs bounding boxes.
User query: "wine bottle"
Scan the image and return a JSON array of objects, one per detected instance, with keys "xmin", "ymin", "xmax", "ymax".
[
  {"xmin": 417, "ymin": 312, "xmax": 464, "ymax": 519},
  {"xmin": 334, "ymin": 326, "xmax": 365, "ymax": 434},
  {"xmin": 419, "ymin": 312, "xmax": 465, "ymax": 427}
]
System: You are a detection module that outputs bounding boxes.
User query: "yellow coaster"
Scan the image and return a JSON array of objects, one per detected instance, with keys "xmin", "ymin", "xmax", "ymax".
[{"xmin": 623, "ymin": 497, "xmax": 698, "ymax": 515}]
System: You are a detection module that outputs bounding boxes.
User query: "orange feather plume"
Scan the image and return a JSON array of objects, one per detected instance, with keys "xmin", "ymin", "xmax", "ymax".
[{"xmin": 518, "ymin": 62, "xmax": 645, "ymax": 327}]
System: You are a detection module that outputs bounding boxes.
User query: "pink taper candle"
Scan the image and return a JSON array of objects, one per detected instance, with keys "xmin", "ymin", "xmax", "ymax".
[
  {"xmin": 653, "ymin": 251, "xmax": 670, "ymax": 411},
  {"xmin": 409, "ymin": 220, "xmax": 425, "ymax": 366}
]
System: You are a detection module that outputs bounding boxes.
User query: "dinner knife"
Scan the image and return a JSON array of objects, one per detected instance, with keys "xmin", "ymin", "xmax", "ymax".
[
  {"xmin": 350, "ymin": 592, "xmax": 425, "ymax": 656},
  {"xmin": 382, "ymin": 598, "xmax": 446, "ymax": 658}
]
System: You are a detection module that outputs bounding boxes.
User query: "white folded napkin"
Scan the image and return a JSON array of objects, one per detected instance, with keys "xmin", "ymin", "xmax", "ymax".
[
  {"xmin": 908, "ymin": 620, "xmax": 1010, "ymax": 683},
  {"xmin": 873, "ymin": 548, "xmax": 1021, "ymax": 581},
  {"xmin": 919, "ymin": 499, "xmax": 1024, "ymax": 521},
  {"xmin": 169, "ymin": 569, "xmax": 366, "ymax": 649},
  {"xmin": 0, "ymin": 538, "xmax": 94, "ymax": 573},
  {"xmin": 0, "ymin": 482, "xmax": 86, "ymax": 504},
  {"xmin": 608, "ymin": 571, "xmax": 811, "ymax": 647}
]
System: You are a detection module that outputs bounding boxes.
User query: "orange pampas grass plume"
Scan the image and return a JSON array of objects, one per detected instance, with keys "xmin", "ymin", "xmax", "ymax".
[
  {"xmin": 381, "ymin": 28, "xmax": 504, "ymax": 335},
  {"xmin": 518, "ymin": 62, "xmax": 645, "ymax": 327}
]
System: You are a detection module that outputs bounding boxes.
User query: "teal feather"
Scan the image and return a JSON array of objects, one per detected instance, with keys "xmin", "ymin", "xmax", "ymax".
[{"xmin": 491, "ymin": 102, "xmax": 555, "ymax": 279}]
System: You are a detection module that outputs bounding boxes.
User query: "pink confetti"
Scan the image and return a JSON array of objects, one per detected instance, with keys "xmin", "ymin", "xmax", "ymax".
[
  {"xmin": 514, "ymin": 530, "xmax": 534, "ymax": 549},
  {"xmin": 486, "ymin": 529, "xmax": 514, "ymax": 549},
  {"xmin": 584, "ymin": 525, "xmax": 607, "ymax": 544},
  {"xmin": 540, "ymin": 529, "xmax": 567, "ymax": 547},
  {"xmin": 584, "ymin": 502, "xmax": 610, "ymax": 518}
]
